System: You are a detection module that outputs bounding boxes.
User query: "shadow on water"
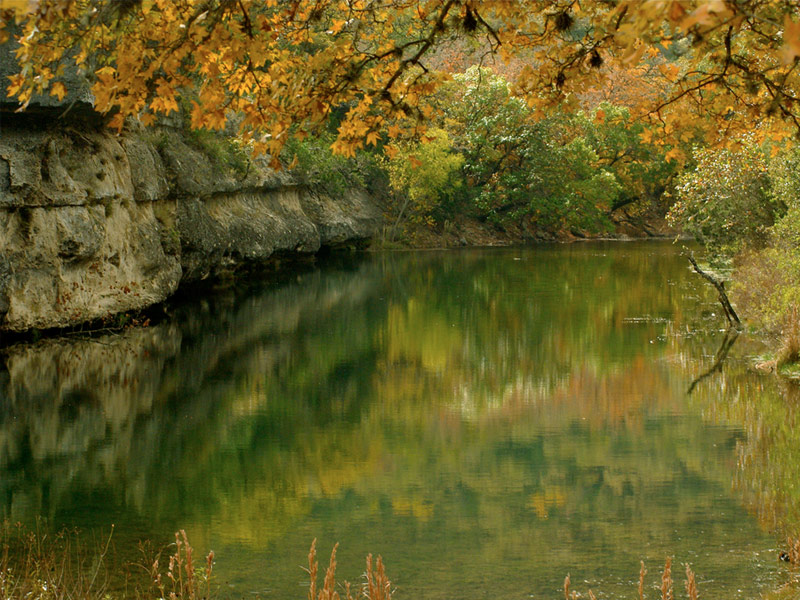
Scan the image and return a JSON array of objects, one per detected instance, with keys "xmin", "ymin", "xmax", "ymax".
[{"xmin": 0, "ymin": 241, "xmax": 794, "ymax": 598}]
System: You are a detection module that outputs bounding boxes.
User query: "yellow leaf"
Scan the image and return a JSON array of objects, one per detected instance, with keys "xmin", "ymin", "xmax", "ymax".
[
  {"xmin": 50, "ymin": 81, "xmax": 67, "ymax": 101},
  {"xmin": 783, "ymin": 15, "xmax": 800, "ymax": 63},
  {"xmin": 5, "ymin": 72, "xmax": 23, "ymax": 97},
  {"xmin": 0, "ymin": 0, "xmax": 32, "ymax": 12},
  {"xmin": 108, "ymin": 112, "xmax": 125, "ymax": 131},
  {"xmin": 622, "ymin": 43, "xmax": 646, "ymax": 66},
  {"xmin": 658, "ymin": 63, "xmax": 680, "ymax": 82},
  {"xmin": 667, "ymin": 1, "xmax": 686, "ymax": 24},
  {"xmin": 664, "ymin": 147, "xmax": 684, "ymax": 163}
]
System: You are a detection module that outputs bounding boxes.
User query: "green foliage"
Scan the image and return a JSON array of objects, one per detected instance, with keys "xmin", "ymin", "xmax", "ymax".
[
  {"xmin": 717, "ymin": 146, "xmax": 800, "ymax": 340},
  {"xmin": 383, "ymin": 128, "xmax": 464, "ymax": 227},
  {"xmin": 570, "ymin": 103, "xmax": 679, "ymax": 213},
  {"xmin": 283, "ymin": 132, "xmax": 385, "ymax": 197},
  {"xmin": 733, "ymin": 206, "xmax": 800, "ymax": 335},
  {"xmin": 433, "ymin": 67, "xmax": 672, "ymax": 234},
  {"xmin": 668, "ymin": 138, "xmax": 779, "ymax": 259},
  {"xmin": 769, "ymin": 145, "xmax": 800, "ymax": 210},
  {"xmin": 443, "ymin": 66, "xmax": 610, "ymax": 231},
  {"xmin": 186, "ymin": 128, "xmax": 250, "ymax": 176}
]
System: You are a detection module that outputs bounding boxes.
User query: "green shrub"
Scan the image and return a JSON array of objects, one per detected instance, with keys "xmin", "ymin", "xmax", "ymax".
[
  {"xmin": 733, "ymin": 206, "xmax": 800, "ymax": 336},
  {"xmin": 669, "ymin": 138, "xmax": 779, "ymax": 259},
  {"xmin": 186, "ymin": 128, "xmax": 250, "ymax": 176},
  {"xmin": 282, "ymin": 132, "xmax": 385, "ymax": 197},
  {"xmin": 438, "ymin": 67, "xmax": 671, "ymax": 234},
  {"xmin": 383, "ymin": 128, "xmax": 465, "ymax": 229}
]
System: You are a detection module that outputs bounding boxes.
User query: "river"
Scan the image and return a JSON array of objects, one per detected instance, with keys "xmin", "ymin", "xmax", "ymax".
[{"xmin": 0, "ymin": 241, "xmax": 790, "ymax": 598}]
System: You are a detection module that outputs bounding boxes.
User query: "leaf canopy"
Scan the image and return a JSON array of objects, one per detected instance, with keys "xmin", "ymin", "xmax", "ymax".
[{"xmin": 3, "ymin": 1, "xmax": 800, "ymax": 161}]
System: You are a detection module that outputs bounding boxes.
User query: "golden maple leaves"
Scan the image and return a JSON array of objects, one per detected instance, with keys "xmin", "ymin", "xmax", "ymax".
[{"xmin": 4, "ymin": 0, "xmax": 800, "ymax": 160}]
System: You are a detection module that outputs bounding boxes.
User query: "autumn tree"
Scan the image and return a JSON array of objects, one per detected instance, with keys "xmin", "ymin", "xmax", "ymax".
[
  {"xmin": 5, "ymin": 1, "xmax": 800, "ymax": 162},
  {"xmin": 382, "ymin": 127, "xmax": 464, "ymax": 233}
]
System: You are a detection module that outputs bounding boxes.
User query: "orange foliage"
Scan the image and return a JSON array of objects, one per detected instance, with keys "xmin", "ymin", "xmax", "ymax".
[{"xmin": 3, "ymin": 1, "xmax": 800, "ymax": 157}]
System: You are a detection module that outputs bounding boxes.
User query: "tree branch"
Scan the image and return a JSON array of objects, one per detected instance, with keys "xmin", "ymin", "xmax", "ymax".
[{"xmin": 686, "ymin": 253, "xmax": 742, "ymax": 328}]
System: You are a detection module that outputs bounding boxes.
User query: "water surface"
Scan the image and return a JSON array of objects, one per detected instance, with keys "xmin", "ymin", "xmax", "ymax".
[{"xmin": 0, "ymin": 241, "xmax": 786, "ymax": 598}]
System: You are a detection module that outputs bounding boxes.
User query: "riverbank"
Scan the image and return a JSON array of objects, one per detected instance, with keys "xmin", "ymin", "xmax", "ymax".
[
  {"xmin": 383, "ymin": 204, "xmax": 678, "ymax": 249},
  {"xmin": 0, "ymin": 112, "xmax": 679, "ymax": 338},
  {"xmin": 0, "ymin": 522, "xmax": 763, "ymax": 600}
]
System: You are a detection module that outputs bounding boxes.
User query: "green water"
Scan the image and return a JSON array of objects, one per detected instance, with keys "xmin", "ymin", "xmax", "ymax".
[{"xmin": 0, "ymin": 241, "xmax": 788, "ymax": 598}]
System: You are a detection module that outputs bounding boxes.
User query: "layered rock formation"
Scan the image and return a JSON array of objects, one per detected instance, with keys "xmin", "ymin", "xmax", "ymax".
[{"xmin": 0, "ymin": 122, "xmax": 382, "ymax": 332}]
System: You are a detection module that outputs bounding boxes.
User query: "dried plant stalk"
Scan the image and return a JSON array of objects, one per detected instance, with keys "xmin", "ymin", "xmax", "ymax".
[
  {"xmin": 661, "ymin": 558, "xmax": 673, "ymax": 600},
  {"xmin": 365, "ymin": 553, "xmax": 392, "ymax": 600},
  {"xmin": 308, "ymin": 539, "xmax": 319, "ymax": 600},
  {"xmin": 685, "ymin": 564, "xmax": 698, "ymax": 600},
  {"xmin": 639, "ymin": 560, "xmax": 647, "ymax": 600}
]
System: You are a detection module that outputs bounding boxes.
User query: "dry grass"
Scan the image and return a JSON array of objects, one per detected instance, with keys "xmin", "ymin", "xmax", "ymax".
[
  {"xmin": 639, "ymin": 561, "xmax": 647, "ymax": 600},
  {"xmin": 660, "ymin": 557, "xmax": 673, "ymax": 600},
  {"xmin": 146, "ymin": 530, "xmax": 215, "ymax": 600},
  {"xmin": 306, "ymin": 539, "xmax": 393, "ymax": 600},
  {"xmin": 0, "ymin": 521, "xmax": 114, "ymax": 600},
  {"xmin": 562, "ymin": 558, "xmax": 714, "ymax": 600},
  {"xmin": 0, "ymin": 524, "xmax": 398, "ymax": 600},
  {"xmin": 684, "ymin": 564, "xmax": 698, "ymax": 600},
  {"xmin": 1, "ymin": 525, "xmax": 797, "ymax": 600}
]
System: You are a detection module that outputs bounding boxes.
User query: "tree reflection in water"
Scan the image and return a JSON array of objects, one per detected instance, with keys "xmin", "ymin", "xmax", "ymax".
[{"xmin": 0, "ymin": 242, "xmax": 788, "ymax": 598}]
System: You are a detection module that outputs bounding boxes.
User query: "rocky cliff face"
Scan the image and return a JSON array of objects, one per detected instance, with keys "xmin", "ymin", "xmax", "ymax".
[{"xmin": 0, "ymin": 121, "xmax": 382, "ymax": 333}]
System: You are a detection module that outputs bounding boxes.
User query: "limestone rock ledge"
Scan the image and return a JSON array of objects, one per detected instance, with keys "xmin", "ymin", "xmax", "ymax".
[{"xmin": 0, "ymin": 125, "xmax": 382, "ymax": 332}]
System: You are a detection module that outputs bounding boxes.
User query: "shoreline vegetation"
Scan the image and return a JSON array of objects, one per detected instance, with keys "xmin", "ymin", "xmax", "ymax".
[{"xmin": 4, "ymin": 523, "xmax": 793, "ymax": 600}]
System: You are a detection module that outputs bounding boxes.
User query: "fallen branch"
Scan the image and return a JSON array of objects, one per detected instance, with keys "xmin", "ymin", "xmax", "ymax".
[{"xmin": 686, "ymin": 253, "xmax": 742, "ymax": 328}]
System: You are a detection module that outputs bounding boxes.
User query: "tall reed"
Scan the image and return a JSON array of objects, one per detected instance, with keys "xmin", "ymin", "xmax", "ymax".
[
  {"xmin": 306, "ymin": 539, "xmax": 392, "ymax": 600},
  {"xmin": 147, "ymin": 529, "xmax": 214, "ymax": 600},
  {"xmin": 685, "ymin": 564, "xmax": 698, "ymax": 600},
  {"xmin": 639, "ymin": 561, "xmax": 647, "ymax": 600},
  {"xmin": 661, "ymin": 557, "xmax": 673, "ymax": 600},
  {"xmin": 563, "ymin": 558, "xmax": 711, "ymax": 600}
]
